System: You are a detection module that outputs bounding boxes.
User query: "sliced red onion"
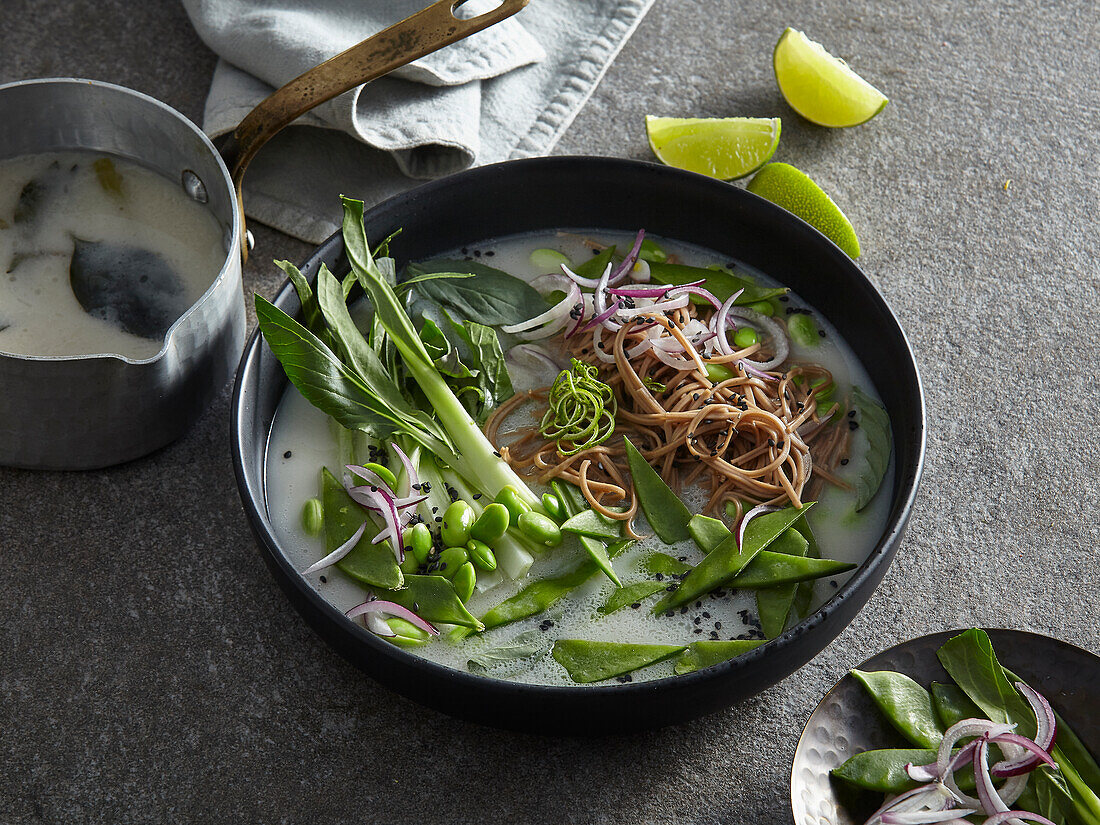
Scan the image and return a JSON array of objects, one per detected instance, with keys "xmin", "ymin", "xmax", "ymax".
[
  {"xmin": 607, "ymin": 282, "xmax": 687, "ymax": 298},
  {"xmin": 301, "ymin": 521, "xmax": 368, "ymax": 575},
  {"xmin": 974, "ymin": 740, "xmax": 1029, "ymax": 815},
  {"xmin": 365, "ymin": 612, "xmax": 396, "ymax": 637},
  {"xmin": 346, "ymin": 485, "xmax": 403, "ymax": 561},
  {"xmin": 607, "ymin": 229, "xmax": 646, "ymax": 285},
  {"xmin": 738, "ymin": 505, "xmax": 781, "ymax": 551},
  {"xmin": 936, "ymin": 720, "xmax": 1016, "ymax": 806},
  {"xmin": 739, "ymin": 359, "xmax": 779, "ymax": 381},
  {"xmin": 593, "ymin": 262, "xmax": 622, "ymax": 332},
  {"xmin": 713, "ymin": 289, "xmax": 747, "ymax": 356},
  {"xmin": 990, "ymin": 683, "xmax": 1056, "ymax": 777},
  {"xmin": 881, "ymin": 810, "xmax": 977, "ymax": 825},
  {"xmin": 531, "ymin": 272, "xmax": 573, "ymax": 295},
  {"xmin": 651, "ymin": 345, "xmax": 697, "ymax": 370},
  {"xmin": 346, "ymin": 598, "xmax": 439, "ymax": 636},
  {"xmin": 982, "ymin": 814, "xmax": 1057, "ymax": 825},
  {"xmin": 908, "ymin": 740, "xmax": 979, "ymax": 784},
  {"xmin": 502, "ymin": 282, "xmax": 582, "ymax": 336},
  {"xmin": 345, "ymin": 464, "xmax": 394, "ymax": 493},
  {"xmin": 560, "ymin": 262, "xmax": 606, "ymax": 290},
  {"xmin": 626, "ymin": 338, "xmax": 654, "ymax": 359},
  {"xmin": 390, "ymin": 442, "xmax": 419, "ymax": 497},
  {"xmin": 904, "ymin": 763, "xmax": 941, "ymax": 783},
  {"xmin": 579, "ymin": 299, "xmax": 623, "ymax": 334},
  {"xmin": 506, "ymin": 343, "xmax": 565, "ymax": 373},
  {"xmin": 867, "ymin": 784, "xmax": 957, "ymax": 825},
  {"xmin": 670, "ymin": 284, "xmax": 722, "ymax": 311},
  {"xmin": 615, "ymin": 294, "xmax": 690, "ymax": 318},
  {"xmin": 988, "ymin": 734, "xmax": 1057, "ymax": 776},
  {"xmin": 729, "ymin": 306, "xmax": 789, "ymax": 370}
]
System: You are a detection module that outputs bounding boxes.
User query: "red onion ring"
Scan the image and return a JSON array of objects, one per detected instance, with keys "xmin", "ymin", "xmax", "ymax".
[
  {"xmin": 982, "ymin": 814, "xmax": 1057, "ymax": 825},
  {"xmin": 615, "ymin": 294, "xmax": 690, "ymax": 318},
  {"xmin": 301, "ymin": 521, "xmax": 368, "ymax": 575},
  {"xmin": 579, "ymin": 299, "xmax": 623, "ymax": 334},
  {"xmin": 728, "ymin": 305, "xmax": 789, "ymax": 370},
  {"xmin": 991, "ymin": 684, "xmax": 1056, "ymax": 776},
  {"xmin": 606, "ymin": 229, "xmax": 646, "ymax": 284},
  {"xmin": 390, "ymin": 443, "xmax": 419, "ymax": 496},
  {"xmin": 502, "ymin": 282, "xmax": 582, "ymax": 336},
  {"xmin": 346, "ymin": 598, "xmax": 439, "ymax": 636},
  {"xmin": 531, "ymin": 272, "xmax": 573, "ymax": 295}
]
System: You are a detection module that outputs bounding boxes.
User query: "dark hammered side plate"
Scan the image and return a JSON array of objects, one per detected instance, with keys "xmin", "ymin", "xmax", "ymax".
[{"xmin": 792, "ymin": 629, "xmax": 1100, "ymax": 825}]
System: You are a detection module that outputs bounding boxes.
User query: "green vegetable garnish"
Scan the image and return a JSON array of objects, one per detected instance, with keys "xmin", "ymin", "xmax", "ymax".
[{"xmin": 538, "ymin": 359, "xmax": 616, "ymax": 455}]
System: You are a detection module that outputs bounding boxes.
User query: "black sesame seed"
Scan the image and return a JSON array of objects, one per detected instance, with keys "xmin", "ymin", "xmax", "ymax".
[
  {"xmin": 319, "ymin": 575, "xmax": 327, "ymax": 583},
  {"xmin": 694, "ymin": 628, "xmax": 703, "ymax": 634},
  {"xmin": 655, "ymin": 572, "xmax": 665, "ymax": 581},
  {"xmin": 849, "ymin": 420, "xmax": 859, "ymax": 431},
  {"xmin": 714, "ymin": 621, "xmax": 722, "ymax": 630},
  {"xmin": 818, "ymin": 329, "xmax": 826, "ymax": 337},
  {"xmin": 473, "ymin": 493, "xmax": 482, "ymax": 500},
  {"xmin": 840, "ymin": 458, "xmax": 849, "ymax": 465},
  {"xmin": 631, "ymin": 602, "xmax": 641, "ymax": 609},
  {"xmin": 847, "ymin": 410, "xmax": 856, "ymax": 418},
  {"xmin": 680, "ymin": 606, "xmax": 689, "ymax": 614},
  {"xmin": 434, "ymin": 516, "xmax": 442, "ymax": 523},
  {"xmin": 486, "ymin": 250, "xmax": 495, "ymax": 257},
  {"xmin": 283, "ymin": 450, "xmax": 292, "ymax": 459},
  {"xmin": 473, "ymin": 250, "xmax": 481, "ymax": 257},
  {"xmin": 413, "ymin": 602, "xmax": 420, "ymax": 612},
  {"xmin": 693, "ymin": 617, "xmax": 701, "ymax": 625},
  {"xmin": 702, "ymin": 611, "xmax": 711, "ymax": 618}
]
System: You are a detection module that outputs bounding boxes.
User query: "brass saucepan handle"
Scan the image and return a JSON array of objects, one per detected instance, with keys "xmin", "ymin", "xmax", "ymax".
[{"xmin": 220, "ymin": 0, "xmax": 530, "ymax": 262}]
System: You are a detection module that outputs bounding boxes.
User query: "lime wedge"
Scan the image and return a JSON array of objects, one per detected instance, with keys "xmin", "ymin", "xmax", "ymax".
[
  {"xmin": 746, "ymin": 162, "xmax": 861, "ymax": 258},
  {"xmin": 773, "ymin": 28, "xmax": 888, "ymax": 127},
  {"xmin": 646, "ymin": 116, "xmax": 781, "ymax": 180}
]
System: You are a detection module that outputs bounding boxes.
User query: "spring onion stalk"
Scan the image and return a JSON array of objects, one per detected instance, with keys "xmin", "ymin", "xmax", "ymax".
[{"xmin": 340, "ymin": 197, "xmax": 540, "ymax": 509}]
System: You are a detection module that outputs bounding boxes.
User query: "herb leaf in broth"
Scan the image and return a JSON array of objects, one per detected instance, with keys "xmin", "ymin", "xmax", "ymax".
[
  {"xmin": 447, "ymin": 315, "xmax": 515, "ymax": 423},
  {"xmin": 551, "ymin": 640, "xmax": 686, "ymax": 684},
  {"xmin": 93, "ymin": 157, "xmax": 123, "ymax": 197},
  {"xmin": 672, "ymin": 639, "xmax": 767, "ymax": 675},
  {"xmin": 754, "ymin": 527, "xmax": 809, "ymax": 639},
  {"xmin": 322, "ymin": 467, "xmax": 402, "ymax": 590},
  {"xmin": 623, "ymin": 437, "xmax": 693, "ymax": 544},
  {"xmin": 550, "ymin": 479, "xmax": 622, "ymax": 587},
  {"xmin": 405, "ymin": 258, "xmax": 548, "ymax": 326},
  {"xmin": 654, "ymin": 503, "xmax": 814, "ymax": 613},
  {"xmin": 648, "ymin": 261, "xmax": 788, "ymax": 305},
  {"xmin": 851, "ymin": 385, "xmax": 892, "ymax": 510},
  {"xmin": 69, "ymin": 239, "xmax": 188, "ymax": 339},
  {"xmin": 466, "ymin": 630, "xmax": 550, "ymax": 676}
]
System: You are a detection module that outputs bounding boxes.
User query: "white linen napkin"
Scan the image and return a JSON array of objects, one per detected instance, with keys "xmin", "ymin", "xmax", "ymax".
[{"xmin": 182, "ymin": 0, "xmax": 655, "ymax": 244}]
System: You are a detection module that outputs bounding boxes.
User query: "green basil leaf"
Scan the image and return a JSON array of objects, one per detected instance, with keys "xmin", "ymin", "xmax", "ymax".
[
  {"xmin": 648, "ymin": 261, "xmax": 788, "ymax": 305},
  {"xmin": 851, "ymin": 386, "xmax": 892, "ymax": 510},
  {"xmin": 405, "ymin": 259, "xmax": 547, "ymax": 325}
]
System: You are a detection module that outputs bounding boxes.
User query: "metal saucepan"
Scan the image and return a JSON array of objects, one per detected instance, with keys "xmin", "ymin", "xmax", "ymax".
[{"xmin": 0, "ymin": 0, "xmax": 527, "ymax": 470}]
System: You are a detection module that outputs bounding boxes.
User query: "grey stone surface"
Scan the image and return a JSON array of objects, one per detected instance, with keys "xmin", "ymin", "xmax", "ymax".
[{"xmin": 1, "ymin": 0, "xmax": 1098, "ymax": 823}]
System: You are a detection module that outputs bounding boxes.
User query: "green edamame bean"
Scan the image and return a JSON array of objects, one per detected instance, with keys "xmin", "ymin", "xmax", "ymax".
[
  {"xmin": 705, "ymin": 363, "xmax": 735, "ymax": 384},
  {"xmin": 437, "ymin": 546, "xmax": 469, "ymax": 578},
  {"xmin": 470, "ymin": 502, "xmax": 510, "ymax": 543},
  {"xmin": 466, "ymin": 539, "xmax": 497, "ymax": 572},
  {"xmin": 408, "ymin": 522, "xmax": 433, "ymax": 566},
  {"xmin": 529, "ymin": 248, "xmax": 570, "ymax": 272},
  {"xmin": 788, "ymin": 313, "xmax": 819, "ymax": 347},
  {"xmin": 441, "ymin": 500, "xmax": 475, "ymax": 547},
  {"xmin": 541, "ymin": 492, "xmax": 564, "ymax": 522},
  {"xmin": 733, "ymin": 327, "xmax": 759, "ymax": 349},
  {"xmin": 360, "ymin": 462, "xmax": 397, "ymax": 491},
  {"xmin": 746, "ymin": 300, "xmax": 775, "ymax": 317},
  {"xmin": 452, "ymin": 562, "xmax": 477, "ymax": 603},
  {"xmin": 517, "ymin": 511, "xmax": 562, "ymax": 547},
  {"xmin": 301, "ymin": 498, "xmax": 324, "ymax": 537},
  {"xmin": 638, "ymin": 238, "xmax": 668, "ymax": 263},
  {"xmin": 494, "ymin": 485, "xmax": 531, "ymax": 524}
]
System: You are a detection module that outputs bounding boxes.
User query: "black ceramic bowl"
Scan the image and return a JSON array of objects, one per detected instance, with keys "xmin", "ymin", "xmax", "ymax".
[{"xmin": 231, "ymin": 156, "xmax": 926, "ymax": 735}]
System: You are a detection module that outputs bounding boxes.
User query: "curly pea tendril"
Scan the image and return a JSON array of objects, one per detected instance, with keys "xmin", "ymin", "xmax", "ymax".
[{"xmin": 539, "ymin": 358, "xmax": 617, "ymax": 455}]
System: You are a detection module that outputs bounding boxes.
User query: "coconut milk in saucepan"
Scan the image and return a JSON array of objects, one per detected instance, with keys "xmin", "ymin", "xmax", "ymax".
[
  {"xmin": 264, "ymin": 232, "xmax": 895, "ymax": 686},
  {"xmin": 0, "ymin": 151, "xmax": 225, "ymax": 359}
]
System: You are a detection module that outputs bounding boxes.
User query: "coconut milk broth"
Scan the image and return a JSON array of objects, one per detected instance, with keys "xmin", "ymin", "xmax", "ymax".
[
  {"xmin": 265, "ymin": 231, "xmax": 894, "ymax": 686},
  {"xmin": 0, "ymin": 151, "xmax": 225, "ymax": 359}
]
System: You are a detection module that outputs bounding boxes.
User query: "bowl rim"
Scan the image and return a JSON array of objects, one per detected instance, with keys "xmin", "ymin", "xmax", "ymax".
[
  {"xmin": 0, "ymin": 76, "xmax": 242, "ymax": 366},
  {"xmin": 232, "ymin": 154, "xmax": 927, "ymax": 700}
]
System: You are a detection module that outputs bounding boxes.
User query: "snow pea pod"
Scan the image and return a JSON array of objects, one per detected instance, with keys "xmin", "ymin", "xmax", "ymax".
[
  {"xmin": 480, "ymin": 562, "xmax": 597, "ymax": 631},
  {"xmin": 792, "ymin": 514, "xmax": 821, "ymax": 620},
  {"xmin": 688, "ymin": 514, "xmax": 731, "ymax": 553},
  {"xmin": 550, "ymin": 480, "xmax": 621, "ymax": 586},
  {"xmin": 644, "ymin": 552, "xmax": 692, "ymax": 576},
  {"xmin": 833, "ymin": 749, "xmax": 975, "ymax": 794},
  {"xmin": 598, "ymin": 580, "xmax": 666, "ymax": 615},
  {"xmin": 623, "ymin": 437, "xmax": 692, "ymax": 544},
  {"xmin": 321, "ymin": 467, "xmax": 402, "ymax": 590},
  {"xmin": 560, "ymin": 509, "xmax": 621, "ymax": 542},
  {"xmin": 654, "ymin": 503, "xmax": 814, "ymax": 613},
  {"xmin": 851, "ymin": 669, "xmax": 944, "ymax": 749},
  {"xmin": 385, "ymin": 574, "xmax": 483, "ymax": 630},
  {"xmin": 755, "ymin": 528, "xmax": 809, "ymax": 638},
  {"xmin": 930, "ymin": 681, "xmax": 983, "ymax": 728},
  {"xmin": 551, "ymin": 640, "xmax": 686, "ymax": 683},
  {"xmin": 673, "ymin": 639, "xmax": 766, "ymax": 675},
  {"xmin": 383, "ymin": 617, "xmax": 431, "ymax": 648}
]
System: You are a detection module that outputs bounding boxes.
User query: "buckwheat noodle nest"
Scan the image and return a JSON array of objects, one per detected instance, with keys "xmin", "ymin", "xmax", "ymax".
[{"xmin": 485, "ymin": 304, "xmax": 851, "ymax": 538}]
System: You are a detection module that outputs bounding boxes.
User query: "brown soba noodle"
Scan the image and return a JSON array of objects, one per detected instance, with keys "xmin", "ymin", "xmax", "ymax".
[{"xmin": 484, "ymin": 303, "xmax": 851, "ymax": 538}]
